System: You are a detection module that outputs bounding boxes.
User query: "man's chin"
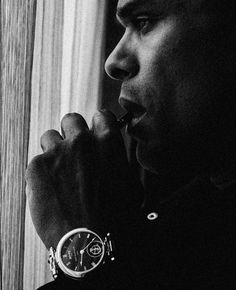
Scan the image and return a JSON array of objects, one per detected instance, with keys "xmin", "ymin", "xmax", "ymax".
[
  {"xmin": 136, "ymin": 141, "xmax": 162, "ymax": 174},
  {"xmin": 136, "ymin": 140, "xmax": 183, "ymax": 177},
  {"xmin": 136, "ymin": 139, "xmax": 206, "ymax": 183}
]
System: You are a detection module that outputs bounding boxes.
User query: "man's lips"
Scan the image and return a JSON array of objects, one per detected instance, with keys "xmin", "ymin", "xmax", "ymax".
[
  {"xmin": 119, "ymin": 97, "xmax": 147, "ymax": 135},
  {"xmin": 129, "ymin": 111, "xmax": 147, "ymax": 127},
  {"xmin": 119, "ymin": 97, "xmax": 146, "ymax": 120}
]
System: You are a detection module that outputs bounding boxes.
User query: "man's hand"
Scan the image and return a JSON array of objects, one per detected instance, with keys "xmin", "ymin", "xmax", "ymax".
[{"xmin": 25, "ymin": 110, "xmax": 143, "ymax": 249}]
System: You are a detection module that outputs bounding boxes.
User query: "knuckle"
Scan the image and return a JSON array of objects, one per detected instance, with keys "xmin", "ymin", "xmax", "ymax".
[
  {"xmin": 62, "ymin": 112, "xmax": 79, "ymax": 119},
  {"xmin": 40, "ymin": 130, "xmax": 62, "ymax": 152},
  {"xmin": 61, "ymin": 112, "xmax": 85, "ymax": 124},
  {"xmin": 70, "ymin": 129, "xmax": 92, "ymax": 149},
  {"xmin": 61, "ymin": 113, "xmax": 89, "ymax": 137},
  {"xmin": 25, "ymin": 155, "xmax": 43, "ymax": 182},
  {"xmin": 93, "ymin": 109, "xmax": 116, "ymax": 124},
  {"xmin": 92, "ymin": 110, "xmax": 118, "ymax": 141},
  {"xmin": 99, "ymin": 128, "xmax": 117, "ymax": 142},
  {"xmin": 92, "ymin": 111, "xmax": 101, "ymax": 122},
  {"xmin": 25, "ymin": 152, "xmax": 53, "ymax": 182},
  {"xmin": 98, "ymin": 109, "xmax": 116, "ymax": 119},
  {"xmin": 72, "ymin": 128, "xmax": 90, "ymax": 140},
  {"xmin": 41, "ymin": 129, "xmax": 59, "ymax": 140}
]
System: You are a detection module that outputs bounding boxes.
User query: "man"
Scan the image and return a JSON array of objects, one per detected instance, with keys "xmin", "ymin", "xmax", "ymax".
[{"xmin": 26, "ymin": 0, "xmax": 235, "ymax": 288}]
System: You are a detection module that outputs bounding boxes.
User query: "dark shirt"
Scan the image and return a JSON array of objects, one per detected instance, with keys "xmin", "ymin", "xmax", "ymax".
[{"xmin": 39, "ymin": 177, "xmax": 236, "ymax": 289}]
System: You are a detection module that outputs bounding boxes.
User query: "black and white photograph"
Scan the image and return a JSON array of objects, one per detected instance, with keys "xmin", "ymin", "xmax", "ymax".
[{"xmin": 1, "ymin": 0, "xmax": 235, "ymax": 289}]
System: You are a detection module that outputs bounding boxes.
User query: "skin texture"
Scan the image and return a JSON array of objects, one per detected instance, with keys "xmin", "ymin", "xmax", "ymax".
[
  {"xmin": 105, "ymin": 0, "xmax": 235, "ymax": 185},
  {"xmin": 26, "ymin": 0, "xmax": 235, "ymax": 248}
]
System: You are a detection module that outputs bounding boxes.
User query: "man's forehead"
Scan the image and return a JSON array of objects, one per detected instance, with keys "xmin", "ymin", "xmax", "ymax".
[
  {"xmin": 117, "ymin": 0, "xmax": 161, "ymax": 11},
  {"xmin": 117, "ymin": 0, "xmax": 182, "ymax": 9},
  {"xmin": 116, "ymin": 0, "xmax": 184, "ymax": 16},
  {"xmin": 117, "ymin": 0, "xmax": 141, "ymax": 7},
  {"xmin": 116, "ymin": 0, "xmax": 212, "ymax": 16}
]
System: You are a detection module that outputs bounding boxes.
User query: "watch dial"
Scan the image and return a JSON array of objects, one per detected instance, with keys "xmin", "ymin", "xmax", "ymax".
[{"xmin": 60, "ymin": 231, "xmax": 104, "ymax": 273}]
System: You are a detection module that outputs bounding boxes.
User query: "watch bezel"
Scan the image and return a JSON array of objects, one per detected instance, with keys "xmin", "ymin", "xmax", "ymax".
[{"xmin": 56, "ymin": 228, "xmax": 105, "ymax": 279}]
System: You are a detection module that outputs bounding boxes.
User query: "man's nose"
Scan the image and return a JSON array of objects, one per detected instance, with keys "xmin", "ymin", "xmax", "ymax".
[{"xmin": 105, "ymin": 35, "xmax": 138, "ymax": 81}]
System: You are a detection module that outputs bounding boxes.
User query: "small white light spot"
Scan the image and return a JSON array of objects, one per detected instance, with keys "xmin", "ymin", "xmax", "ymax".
[
  {"xmin": 111, "ymin": 257, "xmax": 115, "ymax": 261},
  {"xmin": 147, "ymin": 212, "xmax": 158, "ymax": 221}
]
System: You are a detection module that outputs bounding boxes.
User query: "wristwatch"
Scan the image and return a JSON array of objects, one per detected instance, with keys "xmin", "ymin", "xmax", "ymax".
[{"xmin": 48, "ymin": 228, "xmax": 115, "ymax": 280}]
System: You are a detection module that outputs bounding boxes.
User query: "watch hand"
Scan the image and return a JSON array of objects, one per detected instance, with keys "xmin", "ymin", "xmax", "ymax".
[
  {"xmin": 80, "ymin": 250, "xmax": 83, "ymax": 266},
  {"xmin": 81, "ymin": 237, "xmax": 96, "ymax": 252},
  {"xmin": 73, "ymin": 246, "xmax": 77, "ymax": 262},
  {"xmin": 79, "ymin": 238, "xmax": 96, "ymax": 266}
]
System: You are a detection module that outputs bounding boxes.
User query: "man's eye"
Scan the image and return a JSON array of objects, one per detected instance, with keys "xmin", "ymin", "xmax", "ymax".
[{"xmin": 133, "ymin": 16, "xmax": 155, "ymax": 34}]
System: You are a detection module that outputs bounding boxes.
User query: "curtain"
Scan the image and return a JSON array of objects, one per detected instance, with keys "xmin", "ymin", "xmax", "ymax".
[
  {"xmin": 0, "ymin": 1, "xmax": 36, "ymax": 289},
  {"xmin": 23, "ymin": 1, "xmax": 107, "ymax": 289}
]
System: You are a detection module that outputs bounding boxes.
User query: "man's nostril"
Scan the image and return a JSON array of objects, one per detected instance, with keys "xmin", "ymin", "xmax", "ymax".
[{"xmin": 112, "ymin": 68, "xmax": 130, "ymax": 80}]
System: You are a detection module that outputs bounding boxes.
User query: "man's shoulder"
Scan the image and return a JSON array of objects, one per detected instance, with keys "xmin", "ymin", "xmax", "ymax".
[{"xmin": 161, "ymin": 176, "xmax": 236, "ymax": 286}]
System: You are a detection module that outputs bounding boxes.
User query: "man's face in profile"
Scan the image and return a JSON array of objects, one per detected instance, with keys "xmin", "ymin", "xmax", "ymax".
[{"xmin": 105, "ymin": 0, "xmax": 234, "ymax": 178}]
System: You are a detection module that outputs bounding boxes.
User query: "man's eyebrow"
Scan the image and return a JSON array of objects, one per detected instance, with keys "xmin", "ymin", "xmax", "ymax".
[
  {"xmin": 116, "ymin": 0, "xmax": 186, "ymax": 20},
  {"xmin": 116, "ymin": 1, "xmax": 143, "ymax": 19}
]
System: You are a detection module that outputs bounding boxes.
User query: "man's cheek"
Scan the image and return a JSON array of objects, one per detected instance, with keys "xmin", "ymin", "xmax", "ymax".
[{"xmin": 143, "ymin": 17, "xmax": 178, "ymax": 50}]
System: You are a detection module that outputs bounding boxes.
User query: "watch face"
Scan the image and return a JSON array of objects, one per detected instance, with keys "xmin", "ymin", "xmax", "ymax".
[{"xmin": 58, "ymin": 229, "xmax": 104, "ymax": 276}]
